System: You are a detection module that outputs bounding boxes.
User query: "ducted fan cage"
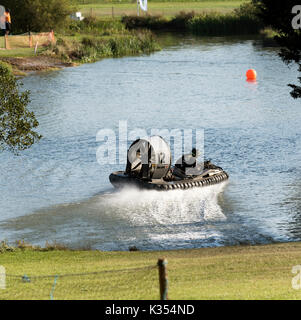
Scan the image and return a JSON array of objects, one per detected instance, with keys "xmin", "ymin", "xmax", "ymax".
[{"xmin": 126, "ymin": 136, "xmax": 171, "ymax": 180}]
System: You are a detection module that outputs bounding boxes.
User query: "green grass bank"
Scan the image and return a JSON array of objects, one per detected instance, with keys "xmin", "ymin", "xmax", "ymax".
[
  {"xmin": 77, "ymin": 0, "xmax": 247, "ymax": 17},
  {"xmin": 1, "ymin": 242, "xmax": 301, "ymax": 300}
]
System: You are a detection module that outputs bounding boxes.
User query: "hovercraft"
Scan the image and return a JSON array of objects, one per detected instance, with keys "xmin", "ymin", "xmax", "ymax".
[{"xmin": 109, "ymin": 136, "xmax": 228, "ymax": 191}]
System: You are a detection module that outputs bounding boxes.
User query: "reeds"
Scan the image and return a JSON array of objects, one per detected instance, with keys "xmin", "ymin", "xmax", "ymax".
[
  {"xmin": 188, "ymin": 12, "xmax": 262, "ymax": 35},
  {"xmin": 80, "ymin": 31, "xmax": 160, "ymax": 61},
  {"xmin": 50, "ymin": 30, "xmax": 160, "ymax": 63},
  {"xmin": 122, "ymin": 2, "xmax": 263, "ymax": 36}
]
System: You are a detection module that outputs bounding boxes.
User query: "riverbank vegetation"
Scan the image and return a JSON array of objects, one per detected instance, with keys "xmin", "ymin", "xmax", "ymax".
[
  {"xmin": 0, "ymin": 18, "xmax": 160, "ymax": 72},
  {"xmin": 122, "ymin": 2, "xmax": 263, "ymax": 35},
  {"xmin": 43, "ymin": 1, "xmax": 265, "ymax": 65},
  {"xmin": 44, "ymin": 17, "xmax": 160, "ymax": 64},
  {"xmin": 0, "ymin": 1, "xmax": 270, "ymax": 71},
  {"xmin": 1, "ymin": 241, "xmax": 301, "ymax": 299},
  {"xmin": 49, "ymin": 32, "xmax": 159, "ymax": 64},
  {"xmin": 0, "ymin": 1, "xmax": 159, "ymax": 69}
]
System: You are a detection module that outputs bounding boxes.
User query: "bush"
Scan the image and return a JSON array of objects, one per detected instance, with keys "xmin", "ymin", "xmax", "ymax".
[
  {"xmin": 1, "ymin": 0, "xmax": 75, "ymax": 33},
  {"xmin": 121, "ymin": 15, "xmax": 168, "ymax": 30},
  {"xmin": 0, "ymin": 61, "xmax": 41, "ymax": 152},
  {"xmin": 0, "ymin": 240, "xmax": 16, "ymax": 253},
  {"xmin": 168, "ymin": 11, "xmax": 196, "ymax": 29},
  {"xmin": 188, "ymin": 12, "xmax": 262, "ymax": 36},
  {"xmin": 0, "ymin": 61, "xmax": 12, "ymax": 74},
  {"xmin": 233, "ymin": 1, "xmax": 261, "ymax": 19},
  {"xmin": 0, "ymin": 240, "xmax": 70, "ymax": 253},
  {"xmin": 68, "ymin": 17, "xmax": 126, "ymax": 36},
  {"xmin": 187, "ymin": 1, "xmax": 263, "ymax": 35}
]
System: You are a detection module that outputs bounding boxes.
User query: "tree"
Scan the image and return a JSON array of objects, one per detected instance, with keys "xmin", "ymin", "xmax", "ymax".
[
  {"xmin": 0, "ymin": 62, "xmax": 41, "ymax": 153},
  {"xmin": 1, "ymin": 0, "xmax": 75, "ymax": 33},
  {"xmin": 253, "ymin": 0, "xmax": 301, "ymax": 99}
]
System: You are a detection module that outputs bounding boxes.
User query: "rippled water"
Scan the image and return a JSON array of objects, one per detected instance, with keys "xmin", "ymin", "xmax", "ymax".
[{"xmin": 1, "ymin": 34, "xmax": 301, "ymax": 250}]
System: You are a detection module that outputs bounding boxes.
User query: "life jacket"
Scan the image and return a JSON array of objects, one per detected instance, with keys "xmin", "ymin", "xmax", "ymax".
[{"xmin": 5, "ymin": 12, "xmax": 11, "ymax": 24}]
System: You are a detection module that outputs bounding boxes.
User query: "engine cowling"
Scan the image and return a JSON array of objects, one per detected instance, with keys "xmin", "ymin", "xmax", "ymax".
[{"xmin": 126, "ymin": 136, "xmax": 171, "ymax": 180}]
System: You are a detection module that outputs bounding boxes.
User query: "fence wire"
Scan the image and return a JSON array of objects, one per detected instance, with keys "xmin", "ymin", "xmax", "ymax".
[{"xmin": 1, "ymin": 265, "xmax": 158, "ymax": 300}]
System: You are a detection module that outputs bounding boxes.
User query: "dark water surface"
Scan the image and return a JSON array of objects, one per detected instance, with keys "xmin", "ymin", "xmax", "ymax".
[{"xmin": 1, "ymin": 34, "xmax": 301, "ymax": 250}]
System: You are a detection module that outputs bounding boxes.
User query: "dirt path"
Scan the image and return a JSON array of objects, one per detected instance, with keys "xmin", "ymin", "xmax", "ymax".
[{"xmin": 0, "ymin": 56, "xmax": 75, "ymax": 74}]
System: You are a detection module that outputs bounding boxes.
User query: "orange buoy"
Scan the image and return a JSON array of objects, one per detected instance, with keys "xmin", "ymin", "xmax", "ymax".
[{"xmin": 246, "ymin": 69, "xmax": 257, "ymax": 81}]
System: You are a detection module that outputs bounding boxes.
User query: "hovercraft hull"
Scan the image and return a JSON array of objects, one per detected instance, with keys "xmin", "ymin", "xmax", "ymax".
[{"xmin": 109, "ymin": 169, "xmax": 229, "ymax": 191}]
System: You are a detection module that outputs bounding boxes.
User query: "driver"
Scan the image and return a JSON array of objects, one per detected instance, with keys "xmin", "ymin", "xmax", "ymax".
[{"xmin": 175, "ymin": 148, "xmax": 200, "ymax": 176}]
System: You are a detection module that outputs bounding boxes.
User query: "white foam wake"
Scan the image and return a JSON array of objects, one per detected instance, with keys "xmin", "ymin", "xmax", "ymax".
[{"xmin": 102, "ymin": 182, "xmax": 228, "ymax": 226}]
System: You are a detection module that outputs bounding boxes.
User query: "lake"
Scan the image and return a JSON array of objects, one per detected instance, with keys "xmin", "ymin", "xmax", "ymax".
[{"xmin": 1, "ymin": 34, "xmax": 301, "ymax": 250}]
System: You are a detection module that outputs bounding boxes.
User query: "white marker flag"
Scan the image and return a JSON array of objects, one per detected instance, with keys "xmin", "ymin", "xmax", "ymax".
[
  {"xmin": 139, "ymin": 0, "xmax": 147, "ymax": 12},
  {"xmin": 0, "ymin": 5, "xmax": 5, "ymax": 30}
]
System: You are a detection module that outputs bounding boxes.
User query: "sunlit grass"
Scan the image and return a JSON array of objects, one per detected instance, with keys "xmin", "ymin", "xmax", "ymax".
[
  {"xmin": 1, "ymin": 242, "xmax": 301, "ymax": 300},
  {"xmin": 0, "ymin": 48, "xmax": 40, "ymax": 58},
  {"xmin": 78, "ymin": 1, "xmax": 247, "ymax": 17}
]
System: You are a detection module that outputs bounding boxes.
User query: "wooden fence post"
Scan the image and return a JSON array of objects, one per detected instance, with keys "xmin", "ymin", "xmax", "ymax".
[
  {"xmin": 157, "ymin": 258, "xmax": 168, "ymax": 300},
  {"xmin": 50, "ymin": 30, "xmax": 55, "ymax": 44},
  {"xmin": 4, "ymin": 34, "xmax": 9, "ymax": 50},
  {"xmin": 29, "ymin": 31, "xmax": 33, "ymax": 48},
  {"xmin": 34, "ymin": 41, "xmax": 39, "ymax": 55}
]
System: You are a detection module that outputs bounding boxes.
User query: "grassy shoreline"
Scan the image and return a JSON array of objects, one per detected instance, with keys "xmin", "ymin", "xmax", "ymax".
[
  {"xmin": 0, "ymin": 1, "xmax": 258, "ymax": 75},
  {"xmin": 0, "ymin": 1, "xmax": 268, "ymax": 74},
  {"xmin": 1, "ymin": 241, "xmax": 301, "ymax": 299},
  {"xmin": 0, "ymin": 18, "xmax": 161, "ymax": 75}
]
